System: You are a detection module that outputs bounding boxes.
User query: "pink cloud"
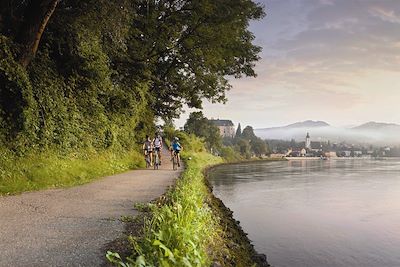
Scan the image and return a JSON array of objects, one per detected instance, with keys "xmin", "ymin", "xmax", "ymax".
[{"xmin": 369, "ymin": 6, "xmax": 400, "ymax": 24}]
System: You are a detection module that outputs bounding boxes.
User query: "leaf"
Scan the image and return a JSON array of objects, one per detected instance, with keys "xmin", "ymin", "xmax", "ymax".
[
  {"xmin": 106, "ymin": 251, "xmax": 121, "ymax": 263},
  {"xmin": 152, "ymin": 240, "xmax": 176, "ymax": 263},
  {"xmin": 135, "ymin": 255, "xmax": 146, "ymax": 267}
]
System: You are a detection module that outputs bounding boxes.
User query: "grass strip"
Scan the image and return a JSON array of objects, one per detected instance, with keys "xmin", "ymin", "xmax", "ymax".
[
  {"xmin": 0, "ymin": 148, "xmax": 144, "ymax": 195},
  {"xmin": 107, "ymin": 151, "xmax": 268, "ymax": 266}
]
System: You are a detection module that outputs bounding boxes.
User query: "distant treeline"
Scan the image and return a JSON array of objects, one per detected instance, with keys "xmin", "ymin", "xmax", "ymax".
[
  {"xmin": 0, "ymin": 0, "xmax": 264, "ymax": 153},
  {"xmin": 183, "ymin": 111, "xmax": 269, "ymax": 160}
]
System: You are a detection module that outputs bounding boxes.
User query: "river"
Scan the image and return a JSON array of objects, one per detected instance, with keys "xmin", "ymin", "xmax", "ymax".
[{"xmin": 208, "ymin": 159, "xmax": 400, "ymax": 267}]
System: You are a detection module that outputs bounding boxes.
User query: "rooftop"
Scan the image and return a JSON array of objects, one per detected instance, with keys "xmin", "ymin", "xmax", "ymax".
[{"xmin": 210, "ymin": 119, "xmax": 234, "ymax": 127}]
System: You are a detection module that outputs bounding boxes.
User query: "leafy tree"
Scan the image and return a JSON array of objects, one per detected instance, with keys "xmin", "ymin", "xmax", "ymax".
[
  {"xmin": 219, "ymin": 146, "xmax": 241, "ymax": 162},
  {"xmin": 0, "ymin": 0, "xmax": 60, "ymax": 68},
  {"xmin": 240, "ymin": 125, "xmax": 268, "ymax": 157},
  {"xmin": 242, "ymin": 126, "xmax": 257, "ymax": 141},
  {"xmin": 0, "ymin": 0, "xmax": 151, "ymax": 151},
  {"xmin": 251, "ymin": 138, "xmax": 268, "ymax": 157},
  {"xmin": 236, "ymin": 138, "xmax": 251, "ymax": 159},
  {"xmin": 235, "ymin": 123, "xmax": 242, "ymax": 139},
  {"xmin": 0, "ymin": 0, "xmax": 265, "ymax": 154},
  {"xmin": 127, "ymin": 0, "xmax": 265, "ymax": 119},
  {"xmin": 184, "ymin": 111, "xmax": 221, "ymax": 151},
  {"xmin": 222, "ymin": 136, "xmax": 234, "ymax": 147},
  {"xmin": 184, "ymin": 112, "xmax": 209, "ymax": 137}
]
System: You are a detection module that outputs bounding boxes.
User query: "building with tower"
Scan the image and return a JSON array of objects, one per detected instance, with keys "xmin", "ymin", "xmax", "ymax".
[
  {"xmin": 210, "ymin": 119, "xmax": 235, "ymax": 138},
  {"xmin": 305, "ymin": 132, "xmax": 311, "ymax": 150}
]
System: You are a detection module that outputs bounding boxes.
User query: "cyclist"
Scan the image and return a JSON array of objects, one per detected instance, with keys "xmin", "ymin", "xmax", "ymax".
[
  {"xmin": 153, "ymin": 133, "xmax": 163, "ymax": 165},
  {"xmin": 170, "ymin": 137, "xmax": 182, "ymax": 167},
  {"xmin": 142, "ymin": 135, "xmax": 153, "ymax": 166}
]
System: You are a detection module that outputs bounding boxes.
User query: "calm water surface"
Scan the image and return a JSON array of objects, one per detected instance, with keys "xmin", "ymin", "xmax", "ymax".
[{"xmin": 208, "ymin": 159, "xmax": 400, "ymax": 267}]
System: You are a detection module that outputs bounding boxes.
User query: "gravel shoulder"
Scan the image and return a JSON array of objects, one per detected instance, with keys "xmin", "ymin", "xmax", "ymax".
[{"xmin": 0, "ymin": 152, "xmax": 180, "ymax": 267}]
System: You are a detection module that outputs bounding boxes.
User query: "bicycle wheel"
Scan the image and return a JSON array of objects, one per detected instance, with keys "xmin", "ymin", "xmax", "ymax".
[
  {"xmin": 172, "ymin": 153, "xmax": 177, "ymax": 170},
  {"xmin": 154, "ymin": 152, "xmax": 159, "ymax": 170},
  {"xmin": 145, "ymin": 154, "xmax": 150, "ymax": 168}
]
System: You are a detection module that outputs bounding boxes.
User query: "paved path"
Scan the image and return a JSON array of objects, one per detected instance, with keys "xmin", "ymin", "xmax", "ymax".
[{"xmin": 0, "ymin": 151, "xmax": 181, "ymax": 267}]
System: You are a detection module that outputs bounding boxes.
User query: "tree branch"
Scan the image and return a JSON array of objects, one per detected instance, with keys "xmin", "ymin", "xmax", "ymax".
[{"xmin": 16, "ymin": 0, "xmax": 60, "ymax": 68}]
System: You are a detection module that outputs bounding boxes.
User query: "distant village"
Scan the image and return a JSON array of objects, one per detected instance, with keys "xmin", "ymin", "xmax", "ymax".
[
  {"xmin": 206, "ymin": 119, "xmax": 400, "ymax": 158},
  {"xmin": 268, "ymin": 132, "xmax": 400, "ymax": 158}
]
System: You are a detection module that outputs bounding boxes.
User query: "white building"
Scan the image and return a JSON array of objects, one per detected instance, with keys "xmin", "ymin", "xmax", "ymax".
[
  {"xmin": 210, "ymin": 119, "xmax": 235, "ymax": 138},
  {"xmin": 305, "ymin": 132, "xmax": 311, "ymax": 150}
]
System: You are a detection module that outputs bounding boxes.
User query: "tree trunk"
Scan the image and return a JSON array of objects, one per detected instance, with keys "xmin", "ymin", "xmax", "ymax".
[{"xmin": 16, "ymin": 0, "xmax": 60, "ymax": 68}]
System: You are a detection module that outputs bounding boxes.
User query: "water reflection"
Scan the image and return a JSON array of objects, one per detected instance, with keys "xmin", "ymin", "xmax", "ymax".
[{"xmin": 208, "ymin": 159, "xmax": 400, "ymax": 267}]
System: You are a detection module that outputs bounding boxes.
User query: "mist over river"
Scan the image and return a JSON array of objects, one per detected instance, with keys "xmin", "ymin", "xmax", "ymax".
[{"xmin": 208, "ymin": 159, "xmax": 400, "ymax": 267}]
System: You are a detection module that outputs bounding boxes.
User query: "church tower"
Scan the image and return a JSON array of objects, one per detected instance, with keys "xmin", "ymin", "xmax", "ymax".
[{"xmin": 305, "ymin": 132, "xmax": 311, "ymax": 150}]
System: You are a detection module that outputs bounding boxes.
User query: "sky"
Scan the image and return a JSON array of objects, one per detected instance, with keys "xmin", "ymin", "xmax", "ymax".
[{"xmin": 175, "ymin": 0, "xmax": 400, "ymax": 129}]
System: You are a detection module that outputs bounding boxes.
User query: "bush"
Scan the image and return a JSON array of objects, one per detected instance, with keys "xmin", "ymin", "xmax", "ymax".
[
  {"xmin": 107, "ymin": 152, "xmax": 223, "ymax": 266},
  {"xmin": 163, "ymin": 126, "xmax": 205, "ymax": 153},
  {"xmin": 219, "ymin": 146, "xmax": 242, "ymax": 162}
]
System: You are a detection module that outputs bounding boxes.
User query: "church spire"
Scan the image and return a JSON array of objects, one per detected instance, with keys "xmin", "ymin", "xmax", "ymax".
[{"xmin": 306, "ymin": 132, "xmax": 311, "ymax": 149}]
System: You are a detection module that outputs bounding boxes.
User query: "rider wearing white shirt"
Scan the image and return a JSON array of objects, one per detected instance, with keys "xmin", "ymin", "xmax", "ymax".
[{"xmin": 153, "ymin": 133, "xmax": 163, "ymax": 164}]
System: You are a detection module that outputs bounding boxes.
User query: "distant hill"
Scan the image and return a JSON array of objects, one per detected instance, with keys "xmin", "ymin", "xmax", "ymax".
[
  {"xmin": 254, "ymin": 120, "xmax": 332, "ymax": 142},
  {"xmin": 258, "ymin": 120, "xmax": 330, "ymax": 131},
  {"xmin": 286, "ymin": 120, "xmax": 330, "ymax": 128},
  {"xmin": 352, "ymin": 121, "xmax": 400, "ymax": 130},
  {"xmin": 254, "ymin": 120, "xmax": 400, "ymax": 145}
]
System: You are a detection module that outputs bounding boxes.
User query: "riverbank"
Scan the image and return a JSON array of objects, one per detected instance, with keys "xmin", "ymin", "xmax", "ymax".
[
  {"xmin": 204, "ymin": 173, "xmax": 270, "ymax": 267},
  {"xmin": 107, "ymin": 151, "xmax": 270, "ymax": 266},
  {"xmin": 208, "ymin": 157, "xmax": 400, "ymax": 267}
]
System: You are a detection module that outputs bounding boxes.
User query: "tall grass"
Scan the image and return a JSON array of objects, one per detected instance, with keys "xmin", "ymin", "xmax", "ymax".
[
  {"xmin": 107, "ymin": 151, "xmax": 224, "ymax": 266},
  {"xmin": 106, "ymin": 132, "xmax": 264, "ymax": 266},
  {"xmin": 0, "ymin": 148, "xmax": 144, "ymax": 195}
]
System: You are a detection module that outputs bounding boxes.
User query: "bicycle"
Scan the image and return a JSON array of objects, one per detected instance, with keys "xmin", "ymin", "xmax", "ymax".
[
  {"xmin": 153, "ymin": 149, "xmax": 160, "ymax": 170},
  {"xmin": 172, "ymin": 150, "xmax": 180, "ymax": 170},
  {"xmin": 144, "ymin": 151, "xmax": 151, "ymax": 168}
]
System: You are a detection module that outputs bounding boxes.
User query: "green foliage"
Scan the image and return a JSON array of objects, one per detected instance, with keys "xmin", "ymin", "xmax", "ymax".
[
  {"xmin": 134, "ymin": 202, "xmax": 152, "ymax": 213},
  {"xmin": 235, "ymin": 123, "xmax": 242, "ymax": 139},
  {"xmin": 219, "ymin": 146, "xmax": 242, "ymax": 162},
  {"xmin": 183, "ymin": 114, "xmax": 268, "ymax": 159},
  {"xmin": 162, "ymin": 123, "xmax": 176, "ymax": 149},
  {"xmin": 235, "ymin": 126, "xmax": 269, "ymax": 158},
  {"xmin": 0, "ymin": 36, "xmax": 38, "ymax": 148},
  {"xmin": 1, "ymin": 0, "xmax": 264, "ymax": 154},
  {"xmin": 250, "ymin": 138, "xmax": 268, "ymax": 157},
  {"xmin": 236, "ymin": 139, "xmax": 252, "ymax": 159},
  {"xmin": 107, "ymin": 146, "xmax": 267, "ymax": 266},
  {"xmin": 109, "ymin": 0, "xmax": 265, "ymax": 118},
  {"xmin": 177, "ymin": 133, "xmax": 206, "ymax": 153},
  {"xmin": 0, "ymin": 0, "xmax": 264, "ymax": 200},
  {"xmin": 184, "ymin": 111, "xmax": 222, "ymax": 151},
  {"xmin": 0, "ymin": 147, "xmax": 144, "ymax": 195},
  {"xmin": 241, "ymin": 126, "xmax": 257, "ymax": 140},
  {"xmin": 108, "ymin": 152, "xmax": 223, "ymax": 266},
  {"xmin": 162, "ymin": 123, "xmax": 205, "ymax": 153},
  {"xmin": 0, "ymin": 1, "xmax": 153, "ymax": 153}
]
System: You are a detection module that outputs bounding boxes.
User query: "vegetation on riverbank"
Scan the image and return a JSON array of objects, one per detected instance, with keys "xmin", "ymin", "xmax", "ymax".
[
  {"xmin": 184, "ymin": 111, "xmax": 270, "ymax": 160},
  {"xmin": 107, "ymin": 133, "xmax": 269, "ymax": 266}
]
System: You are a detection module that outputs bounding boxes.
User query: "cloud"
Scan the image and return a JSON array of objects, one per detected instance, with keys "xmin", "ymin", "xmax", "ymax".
[
  {"xmin": 177, "ymin": 0, "xmax": 400, "ymax": 130},
  {"xmin": 256, "ymin": 0, "xmax": 400, "ymax": 94},
  {"xmin": 319, "ymin": 0, "xmax": 335, "ymax": 5},
  {"xmin": 369, "ymin": 6, "xmax": 400, "ymax": 24}
]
